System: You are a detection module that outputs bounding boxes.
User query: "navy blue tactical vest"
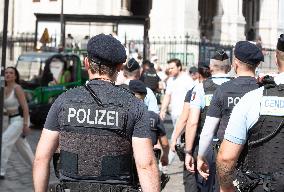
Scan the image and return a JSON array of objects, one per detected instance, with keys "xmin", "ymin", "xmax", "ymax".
[
  {"xmin": 246, "ymin": 84, "xmax": 284, "ymax": 175},
  {"xmin": 217, "ymin": 77, "xmax": 259, "ymax": 140},
  {"xmin": 58, "ymin": 82, "xmax": 136, "ymax": 185}
]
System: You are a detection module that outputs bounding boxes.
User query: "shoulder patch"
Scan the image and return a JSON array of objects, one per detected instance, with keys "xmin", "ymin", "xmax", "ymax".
[
  {"xmin": 260, "ymin": 96, "xmax": 284, "ymax": 116},
  {"xmin": 205, "ymin": 94, "xmax": 213, "ymax": 106}
]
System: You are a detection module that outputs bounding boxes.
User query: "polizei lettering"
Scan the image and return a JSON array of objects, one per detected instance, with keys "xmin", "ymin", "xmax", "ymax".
[
  {"xmin": 227, "ymin": 96, "xmax": 241, "ymax": 107},
  {"xmin": 68, "ymin": 108, "xmax": 119, "ymax": 126}
]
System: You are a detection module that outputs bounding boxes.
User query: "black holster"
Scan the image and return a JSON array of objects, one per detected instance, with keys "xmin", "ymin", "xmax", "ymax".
[
  {"xmin": 160, "ymin": 172, "xmax": 170, "ymax": 190},
  {"xmin": 153, "ymin": 148, "xmax": 161, "ymax": 162},
  {"xmin": 175, "ymin": 144, "xmax": 185, "ymax": 161},
  {"xmin": 235, "ymin": 170, "xmax": 283, "ymax": 192},
  {"xmin": 235, "ymin": 170, "xmax": 260, "ymax": 192}
]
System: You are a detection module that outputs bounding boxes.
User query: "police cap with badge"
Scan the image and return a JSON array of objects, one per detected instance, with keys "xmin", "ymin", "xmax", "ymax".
[
  {"xmin": 212, "ymin": 50, "xmax": 229, "ymax": 61},
  {"xmin": 234, "ymin": 41, "xmax": 264, "ymax": 66},
  {"xmin": 87, "ymin": 33, "xmax": 127, "ymax": 66},
  {"xmin": 125, "ymin": 58, "xmax": 140, "ymax": 72}
]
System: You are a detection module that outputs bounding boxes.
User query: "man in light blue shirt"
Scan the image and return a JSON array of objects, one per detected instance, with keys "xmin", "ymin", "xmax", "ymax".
[{"xmin": 217, "ymin": 34, "xmax": 284, "ymax": 192}]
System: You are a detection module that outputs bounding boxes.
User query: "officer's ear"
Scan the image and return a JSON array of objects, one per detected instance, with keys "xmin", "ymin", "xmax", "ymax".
[{"xmin": 84, "ymin": 57, "xmax": 90, "ymax": 70}]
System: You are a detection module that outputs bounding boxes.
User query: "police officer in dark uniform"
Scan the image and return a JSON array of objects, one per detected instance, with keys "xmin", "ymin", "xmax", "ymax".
[
  {"xmin": 33, "ymin": 34, "xmax": 160, "ymax": 192},
  {"xmin": 185, "ymin": 51, "xmax": 232, "ymax": 192},
  {"xmin": 129, "ymin": 80, "xmax": 170, "ymax": 190},
  {"xmin": 197, "ymin": 41, "xmax": 264, "ymax": 181},
  {"xmin": 217, "ymin": 34, "xmax": 284, "ymax": 192},
  {"xmin": 129, "ymin": 80, "xmax": 169, "ymax": 164}
]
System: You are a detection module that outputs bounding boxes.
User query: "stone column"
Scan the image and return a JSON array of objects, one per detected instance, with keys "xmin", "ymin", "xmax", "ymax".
[
  {"xmin": 278, "ymin": 0, "xmax": 284, "ymax": 36},
  {"xmin": 212, "ymin": 0, "xmax": 246, "ymax": 44},
  {"xmin": 256, "ymin": 0, "xmax": 279, "ymax": 48},
  {"xmin": 184, "ymin": 0, "xmax": 200, "ymax": 38},
  {"xmin": 120, "ymin": 0, "xmax": 131, "ymax": 16}
]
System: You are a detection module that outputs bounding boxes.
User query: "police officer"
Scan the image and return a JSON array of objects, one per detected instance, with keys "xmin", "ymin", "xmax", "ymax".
[
  {"xmin": 184, "ymin": 51, "xmax": 232, "ymax": 191},
  {"xmin": 170, "ymin": 65, "xmax": 211, "ymax": 192},
  {"xmin": 216, "ymin": 34, "xmax": 284, "ymax": 192},
  {"xmin": 129, "ymin": 80, "xmax": 170, "ymax": 190},
  {"xmin": 197, "ymin": 41, "xmax": 264, "ymax": 180},
  {"xmin": 33, "ymin": 34, "xmax": 160, "ymax": 192},
  {"xmin": 129, "ymin": 80, "xmax": 169, "ymax": 165}
]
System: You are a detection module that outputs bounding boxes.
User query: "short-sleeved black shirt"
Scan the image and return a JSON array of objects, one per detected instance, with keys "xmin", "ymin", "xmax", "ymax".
[
  {"xmin": 44, "ymin": 80, "xmax": 151, "ymax": 139},
  {"xmin": 148, "ymin": 111, "xmax": 166, "ymax": 145},
  {"xmin": 207, "ymin": 76, "xmax": 259, "ymax": 118}
]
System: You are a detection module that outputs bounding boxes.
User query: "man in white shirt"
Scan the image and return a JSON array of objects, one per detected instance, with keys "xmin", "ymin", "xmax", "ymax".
[{"xmin": 160, "ymin": 58, "xmax": 194, "ymax": 164}]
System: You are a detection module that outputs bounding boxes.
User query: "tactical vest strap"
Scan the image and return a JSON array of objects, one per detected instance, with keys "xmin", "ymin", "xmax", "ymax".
[
  {"xmin": 248, "ymin": 119, "xmax": 284, "ymax": 147},
  {"xmin": 84, "ymin": 84, "xmax": 103, "ymax": 107}
]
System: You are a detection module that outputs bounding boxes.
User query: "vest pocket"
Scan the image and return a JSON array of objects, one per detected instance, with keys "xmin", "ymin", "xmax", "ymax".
[
  {"xmin": 101, "ymin": 154, "xmax": 132, "ymax": 176},
  {"xmin": 61, "ymin": 150, "xmax": 78, "ymax": 176}
]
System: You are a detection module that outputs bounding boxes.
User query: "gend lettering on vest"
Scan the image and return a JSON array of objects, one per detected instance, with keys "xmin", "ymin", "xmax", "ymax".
[{"xmin": 235, "ymin": 83, "xmax": 284, "ymax": 192}]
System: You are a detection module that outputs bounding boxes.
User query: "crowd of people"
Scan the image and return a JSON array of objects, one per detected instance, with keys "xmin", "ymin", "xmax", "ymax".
[{"xmin": 1, "ymin": 33, "xmax": 283, "ymax": 192}]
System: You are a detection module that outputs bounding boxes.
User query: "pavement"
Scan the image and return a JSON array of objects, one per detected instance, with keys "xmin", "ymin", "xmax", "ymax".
[{"xmin": 0, "ymin": 114, "xmax": 185, "ymax": 192}]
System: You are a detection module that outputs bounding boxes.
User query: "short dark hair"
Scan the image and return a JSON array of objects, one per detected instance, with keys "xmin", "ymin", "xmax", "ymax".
[
  {"xmin": 237, "ymin": 58, "xmax": 258, "ymax": 71},
  {"xmin": 142, "ymin": 60, "xmax": 154, "ymax": 68},
  {"xmin": 167, "ymin": 58, "xmax": 182, "ymax": 71},
  {"xmin": 123, "ymin": 65, "xmax": 140, "ymax": 78},
  {"xmin": 198, "ymin": 67, "xmax": 211, "ymax": 78},
  {"xmin": 88, "ymin": 57, "xmax": 117, "ymax": 77}
]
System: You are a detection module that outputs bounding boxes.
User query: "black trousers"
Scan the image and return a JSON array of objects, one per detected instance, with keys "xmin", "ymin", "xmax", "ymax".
[{"xmin": 183, "ymin": 144, "xmax": 218, "ymax": 192}]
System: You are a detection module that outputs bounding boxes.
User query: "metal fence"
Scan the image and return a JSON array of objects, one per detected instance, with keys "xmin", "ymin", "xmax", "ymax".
[
  {"xmin": 0, "ymin": 34, "xmax": 278, "ymax": 73},
  {"xmin": 126, "ymin": 35, "xmax": 277, "ymax": 72}
]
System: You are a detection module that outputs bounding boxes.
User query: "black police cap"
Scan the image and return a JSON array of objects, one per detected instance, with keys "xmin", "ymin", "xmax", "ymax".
[
  {"xmin": 129, "ymin": 80, "xmax": 147, "ymax": 94},
  {"xmin": 87, "ymin": 34, "xmax": 126, "ymax": 65},
  {"xmin": 234, "ymin": 41, "xmax": 264, "ymax": 66},
  {"xmin": 212, "ymin": 50, "xmax": 229, "ymax": 61},
  {"xmin": 125, "ymin": 58, "xmax": 140, "ymax": 72},
  {"xmin": 277, "ymin": 34, "xmax": 284, "ymax": 52}
]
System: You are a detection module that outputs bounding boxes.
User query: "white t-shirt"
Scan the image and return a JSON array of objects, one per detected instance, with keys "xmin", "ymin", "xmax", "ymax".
[{"xmin": 166, "ymin": 73, "xmax": 194, "ymax": 118}]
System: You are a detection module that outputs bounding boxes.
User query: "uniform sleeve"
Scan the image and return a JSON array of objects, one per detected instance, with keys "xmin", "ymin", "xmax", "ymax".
[
  {"xmin": 189, "ymin": 83, "xmax": 205, "ymax": 109},
  {"xmin": 184, "ymin": 89, "xmax": 193, "ymax": 103},
  {"xmin": 44, "ymin": 96, "xmax": 63, "ymax": 131},
  {"xmin": 206, "ymin": 87, "xmax": 223, "ymax": 118},
  {"xmin": 144, "ymin": 88, "xmax": 159, "ymax": 114},
  {"xmin": 132, "ymin": 102, "xmax": 152, "ymax": 138},
  {"xmin": 156, "ymin": 116, "xmax": 166, "ymax": 137}
]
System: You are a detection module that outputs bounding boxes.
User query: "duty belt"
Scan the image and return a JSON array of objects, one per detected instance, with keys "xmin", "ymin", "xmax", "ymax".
[
  {"xmin": 235, "ymin": 171, "xmax": 284, "ymax": 192},
  {"xmin": 50, "ymin": 182, "xmax": 139, "ymax": 192}
]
